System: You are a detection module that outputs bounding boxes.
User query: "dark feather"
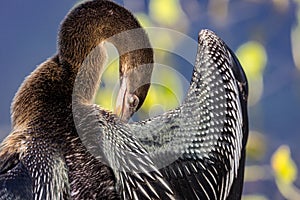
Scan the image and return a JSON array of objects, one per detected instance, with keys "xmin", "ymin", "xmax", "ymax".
[{"xmin": 129, "ymin": 29, "xmax": 248, "ymax": 200}]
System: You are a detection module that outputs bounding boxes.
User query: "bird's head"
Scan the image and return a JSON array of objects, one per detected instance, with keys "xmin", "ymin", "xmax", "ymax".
[{"xmin": 114, "ymin": 49, "xmax": 153, "ymax": 122}]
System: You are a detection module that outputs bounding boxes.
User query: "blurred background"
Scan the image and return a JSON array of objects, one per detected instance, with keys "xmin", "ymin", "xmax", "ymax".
[{"xmin": 1, "ymin": 0, "xmax": 300, "ymax": 199}]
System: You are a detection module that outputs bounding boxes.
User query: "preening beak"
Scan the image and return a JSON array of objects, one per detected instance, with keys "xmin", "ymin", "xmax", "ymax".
[
  {"xmin": 114, "ymin": 59, "xmax": 153, "ymax": 122},
  {"xmin": 115, "ymin": 76, "xmax": 139, "ymax": 122}
]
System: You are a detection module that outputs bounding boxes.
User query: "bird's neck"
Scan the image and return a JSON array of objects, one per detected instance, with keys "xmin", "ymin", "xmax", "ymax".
[
  {"xmin": 58, "ymin": 1, "xmax": 151, "ymax": 73},
  {"xmin": 59, "ymin": 0, "xmax": 153, "ymax": 105},
  {"xmin": 11, "ymin": 0, "xmax": 154, "ymax": 128},
  {"xmin": 10, "ymin": 56, "xmax": 73, "ymax": 129}
]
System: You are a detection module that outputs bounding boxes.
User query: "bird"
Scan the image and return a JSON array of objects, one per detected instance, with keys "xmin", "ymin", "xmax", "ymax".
[
  {"xmin": 127, "ymin": 29, "xmax": 249, "ymax": 200},
  {"xmin": 0, "ymin": 1, "xmax": 249, "ymax": 200},
  {"xmin": 0, "ymin": 0, "xmax": 163, "ymax": 199},
  {"xmin": 79, "ymin": 29, "xmax": 249, "ymax": 199}
]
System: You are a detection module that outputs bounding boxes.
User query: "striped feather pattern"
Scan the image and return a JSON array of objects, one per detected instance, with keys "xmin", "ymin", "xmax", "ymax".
[{"xmin": 129, "ymin": 29, "xmax": 248, "ymax": 200}]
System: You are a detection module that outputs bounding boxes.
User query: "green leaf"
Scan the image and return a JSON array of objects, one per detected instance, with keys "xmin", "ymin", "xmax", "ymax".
[
  {"xmin": 236, "ymin": 41, "xmax": 267, "ymax": 80},
  {"xmin": 271, "ymin": 145, "xmax": 298, "ymax": 184},
  {"xmin": 149, "ymin": 0, "xmax": 186, "ymax": 27},
  {"xmin": 242, "ymin": 194, "xmax": 269, "ymax": 200},
  {"xmin": 139, "ymin": 64, "xmax": 184, "ymax": 118},
  {"xmin": 246, "ymin": 131, "xmax": 266, "ymax": 161},
  {"xmin": 236, "ymin": 41, "xmax": 267, "ymax": 106}
]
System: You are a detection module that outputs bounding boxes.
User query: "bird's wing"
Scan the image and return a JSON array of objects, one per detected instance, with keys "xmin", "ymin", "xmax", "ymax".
[
  {"xmin": 0, "ymin": 130, "xmax": 69, "ymax": 200},
  {"xmin": 0, "ymin": 134, "xmax": 33, "ymax": 200},
  {"xmin": 74, "ymin": 105, "xmax": 176, "ymax": 200},
  {"xmin": 129, "ymin": 29, "xmax": 249, "ymax": 200},
  {"xmin": 0, "ymin": 161, "xmax": 32, "ymax": 200}
]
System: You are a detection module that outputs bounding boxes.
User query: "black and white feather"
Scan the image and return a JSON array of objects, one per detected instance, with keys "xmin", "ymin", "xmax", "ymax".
[
  {"xmin": 129, "ymin": 29, "xmax": 248, "ymax": 200},
  {"xmin": 131, "ymin": 30, "xmax": 248, "ymax": 199},
  {"xmin": 0, "ymin": 28, "xmax": 248, "ymax": 200},
  {"xmin": 0, "ymin": 129, "xmax": 69, "ymax": 200},
  {"xmin": 77, "ymin": 29, "xmax": 248, "ymax": 200}
]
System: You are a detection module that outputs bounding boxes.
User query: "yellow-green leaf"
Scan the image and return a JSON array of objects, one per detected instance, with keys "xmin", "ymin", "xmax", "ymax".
[
  {"xmin": 149, "ymin": 0, "xmax": 183, "ymax": 26},
  {"xmin": 242, "ymin": 194, "xmax": 269, "ymax": 200},
  {"xmin": 139, "ymin": 64, "xmax": 184, "ymax": 118},
  {"xmin": 246, "ymin": 131, "xmax": 266, "ymax": 161},
  {"xmin": 236, "ymin": 41, "xmax": 267, "ymax": 106},
  {"xmin": 236, "ymin": 41, "xmax": 267, "ymax": 80},
  {"xmin": 271, "ymin": 145, "xmax": 298, "ymax": 184}
]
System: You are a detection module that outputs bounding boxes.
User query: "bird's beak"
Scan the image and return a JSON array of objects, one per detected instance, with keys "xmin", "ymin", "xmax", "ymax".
[{"xmin": 114, "ymin": 76, "xmax": 139, "ymax": 122}]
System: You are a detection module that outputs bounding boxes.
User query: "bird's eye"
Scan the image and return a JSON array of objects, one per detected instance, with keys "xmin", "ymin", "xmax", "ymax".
[{"xmin": 128, "ymin": 94, "xmax": 139, "ymax": 108}]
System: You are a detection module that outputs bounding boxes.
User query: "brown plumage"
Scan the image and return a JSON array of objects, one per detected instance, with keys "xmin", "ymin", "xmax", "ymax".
[
  {"xmin": 0, "ymin": 1, "xmax": 249, "ymax": 200},
  {"xmin": 0, "ymin": 0, "xmax": 155, "ymax": 199}
]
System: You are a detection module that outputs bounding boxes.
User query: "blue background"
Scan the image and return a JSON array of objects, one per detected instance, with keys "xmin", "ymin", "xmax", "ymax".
[{"xmin": 1, "ymin": 1, "xmax": 299, "ymax": 199}]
